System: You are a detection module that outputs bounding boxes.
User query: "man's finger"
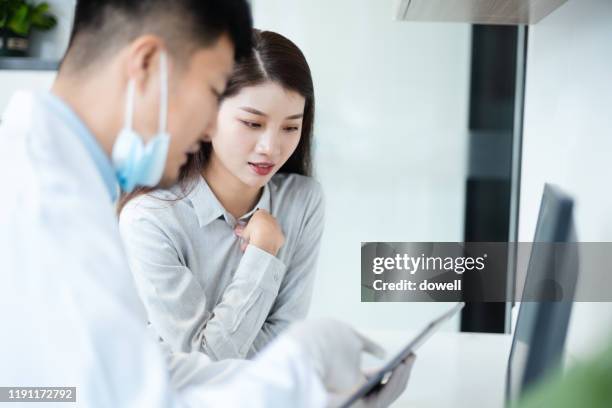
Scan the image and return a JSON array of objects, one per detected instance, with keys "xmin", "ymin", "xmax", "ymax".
[
  {"xmin": 403, "ymin": 353, "xmax": 416, "ymax": 367},
  {"xmin": 389, "ymin": 357, "xmax": 415, "ymax": 389},
  {"xmin": 354, "ymin": 330, "xmax": 386, "ymax": 359},
  {"xmin": 365, "ymin": 357, "xmax": 416, "ymax": 407},
  {"xmin": 381, "ymin": 354, "xmax": 416, "ymax": 393}
]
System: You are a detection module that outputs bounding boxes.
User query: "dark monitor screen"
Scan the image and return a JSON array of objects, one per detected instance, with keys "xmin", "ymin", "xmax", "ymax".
[{"xmin": 506, "ymin": 184, "xmax": 578, "ymax": 403}]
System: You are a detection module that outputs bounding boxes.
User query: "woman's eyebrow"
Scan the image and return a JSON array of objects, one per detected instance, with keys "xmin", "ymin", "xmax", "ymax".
[
  {"xmin": 285, "ymin": 113, "xmax": 304, "ymax": 120},
  {"xmin": 239, "ymin": 106, "xmax": 303, "ymax": 120},
  {"xmin": 240, "ymin": 106, "xmax": 266, "ymax": 116}
]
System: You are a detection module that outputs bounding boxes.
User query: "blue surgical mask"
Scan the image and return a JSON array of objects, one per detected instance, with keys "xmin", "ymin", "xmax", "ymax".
[{"xmin": 112, "ymin": 51, "xmax": 170, "ymax": 193}]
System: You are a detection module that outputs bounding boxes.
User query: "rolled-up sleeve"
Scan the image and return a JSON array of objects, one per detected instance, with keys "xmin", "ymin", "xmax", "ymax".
[
  {"xmin": 119, "ymin": 205, "xmax": 287, "ymax": 361},
  {"xmin": 249, "ymin": 182, "xmax": 325, "ymax": 355},
  {"xmin": 200, "ymin": 244, "xmax": 287, "ymax": 359}
]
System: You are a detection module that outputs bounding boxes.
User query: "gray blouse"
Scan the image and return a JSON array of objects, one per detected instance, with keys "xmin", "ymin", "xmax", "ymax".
[{"xmin": 119, "ymin": 173, "xmax": 324, "ymax": 361}]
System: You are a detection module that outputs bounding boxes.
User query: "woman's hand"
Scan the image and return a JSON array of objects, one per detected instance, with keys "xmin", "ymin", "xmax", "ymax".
[{"xmin": 234, "ymin": 209, "xmax": 285, "ymax": 256}]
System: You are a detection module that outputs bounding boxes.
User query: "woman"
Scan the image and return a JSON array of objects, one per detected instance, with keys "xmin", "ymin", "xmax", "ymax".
[{"xmin": 118, "ymin": 30, "xmax": 323, "ymax": 361}]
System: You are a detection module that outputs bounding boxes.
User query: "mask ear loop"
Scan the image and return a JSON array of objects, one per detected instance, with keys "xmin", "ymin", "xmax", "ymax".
[
  {"xmin": 158, "ymin": 51, "xmax": 168, "ymax": 134},
  {"xmin": 122, "ymin": 52, "xmax": 167, "ymax": 134},
  {"xmin": 124, "ymin": 79, "xmax": 135, "ymax": 130}
]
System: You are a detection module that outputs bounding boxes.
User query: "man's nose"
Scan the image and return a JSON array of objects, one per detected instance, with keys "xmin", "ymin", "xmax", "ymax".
[{"xmin": 201, "ymin": 115, "xmax": 218, "ymax": 142}]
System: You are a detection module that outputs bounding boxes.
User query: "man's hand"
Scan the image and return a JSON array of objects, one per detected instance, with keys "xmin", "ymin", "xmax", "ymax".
[
  {"xmin": 356, "ymin": 355, "xmax": 415, "ymax": 408},
  {"xmin": 326, "ymin": 355, "xmax": 416, "ymax": 408},
  {"xmin": 286, "ymin": 319, "xmax": 415, "ymax": 407}
]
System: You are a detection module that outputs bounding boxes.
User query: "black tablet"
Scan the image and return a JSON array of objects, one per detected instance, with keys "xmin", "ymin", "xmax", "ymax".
[{"xmin": 340, "ymin": 302, "xmax": 465, "ymax": 408}]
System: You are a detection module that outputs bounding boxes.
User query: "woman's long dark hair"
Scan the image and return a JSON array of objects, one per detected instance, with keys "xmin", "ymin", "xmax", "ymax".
[{"xmin": 117, "ymin": 29, "xmax": 315, "ymax": 213}]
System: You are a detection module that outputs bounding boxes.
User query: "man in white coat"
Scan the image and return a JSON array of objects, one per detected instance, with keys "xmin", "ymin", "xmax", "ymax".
[{"xmin": 0, "ymin": 0, "xmax": 414, "ymax": 407}]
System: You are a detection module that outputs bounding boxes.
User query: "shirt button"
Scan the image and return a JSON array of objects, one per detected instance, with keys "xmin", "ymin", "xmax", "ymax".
[{"xmin": 274, "ymin": 273, "xmax": 279, "ymax": 282}]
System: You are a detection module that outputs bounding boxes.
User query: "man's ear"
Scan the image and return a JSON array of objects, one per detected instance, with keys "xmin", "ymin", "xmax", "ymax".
[{"xmin": 125, "ymin": 35, "xmax": 165, "ymax": 93}]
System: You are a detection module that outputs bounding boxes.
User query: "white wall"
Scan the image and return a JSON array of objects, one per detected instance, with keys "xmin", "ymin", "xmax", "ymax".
[
  {"xmin": 0, "ymin": 0, "xmax": 472, "ymax": 332},
  {"xmin": 519, "ymin": 0, "xmax": 612, "ymax": 359},
  {"xmin": 0, "ymin": 0, "xmax": 73, "ymax": 112},
  {"xmin": 252, "ymin": 0, "xmax": 472, "ymax": 330},
  {"xmin": 30, "ymin": 0, "xmax": 76, "ymax": 60}
]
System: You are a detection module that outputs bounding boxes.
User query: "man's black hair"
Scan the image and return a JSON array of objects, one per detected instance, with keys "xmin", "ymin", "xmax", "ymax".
[{"xmin": 62, "ymin": 0, "xmax": 252, "ymax": 71}]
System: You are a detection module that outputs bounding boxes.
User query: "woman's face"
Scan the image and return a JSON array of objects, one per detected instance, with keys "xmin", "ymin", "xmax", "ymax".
[{"xmin": 208, "ymin": 81, "xmax": 306, "ymax": 188}]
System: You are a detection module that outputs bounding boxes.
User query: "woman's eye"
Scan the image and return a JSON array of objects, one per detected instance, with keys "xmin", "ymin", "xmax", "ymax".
[
  {"xmin": 284, "ymin": 126, "xmax": 300, "ymax": 133},
  {"xmin": 240, "ymin": 120, "xmax": 261, "ymax": 129}
]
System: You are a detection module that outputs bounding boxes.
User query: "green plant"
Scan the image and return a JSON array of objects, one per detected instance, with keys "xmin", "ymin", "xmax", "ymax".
[{"xmin": 0, "ymin": 0, "xmax": 57, "ymax": 37}]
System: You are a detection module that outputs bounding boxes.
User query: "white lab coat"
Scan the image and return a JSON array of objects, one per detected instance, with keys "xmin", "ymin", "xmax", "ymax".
[{"xmin": 0, "ymin": 91, "xmax": 326, "ymax": 407}]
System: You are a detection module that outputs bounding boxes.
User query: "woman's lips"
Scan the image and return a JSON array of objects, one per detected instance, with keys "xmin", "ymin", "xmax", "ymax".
[{"xmin": 248, "ymin": 162, "xmax": 274, "ymax": 176}]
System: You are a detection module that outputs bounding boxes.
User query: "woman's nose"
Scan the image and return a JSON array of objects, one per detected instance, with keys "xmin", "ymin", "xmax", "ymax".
[{"xmin": 255, "ymin": 130, "xmax": 281, "ymax": 156}]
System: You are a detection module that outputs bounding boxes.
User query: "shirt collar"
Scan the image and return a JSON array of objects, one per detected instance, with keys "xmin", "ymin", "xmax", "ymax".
[
  {"xmin": 42, "ymin": 92, "xmax": 119, "ymax": 202},
  {"xmin": 190, "ymin": 175, "xmax": 271, "ymax": 227}
]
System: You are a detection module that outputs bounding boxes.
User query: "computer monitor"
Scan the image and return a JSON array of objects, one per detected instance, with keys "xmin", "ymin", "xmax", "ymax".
[{"xmin": 506, "ymin": 184, "xmax": 578, "ymax": 403}]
